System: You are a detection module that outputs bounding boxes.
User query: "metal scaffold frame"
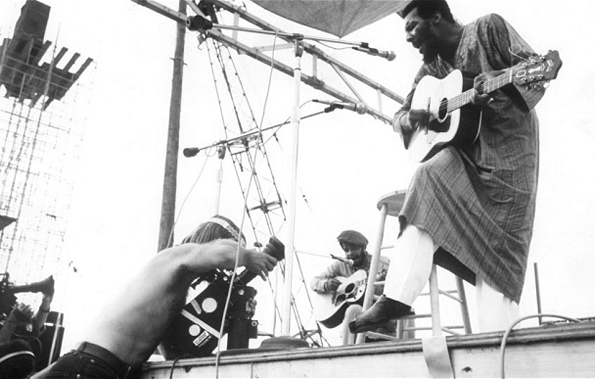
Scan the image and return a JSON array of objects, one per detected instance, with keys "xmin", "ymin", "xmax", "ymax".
[{"xmin": 0, "ymin": 6, "xmax": 94, "ymax": 292}]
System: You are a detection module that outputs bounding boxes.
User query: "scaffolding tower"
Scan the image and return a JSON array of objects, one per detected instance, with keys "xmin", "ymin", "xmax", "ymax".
[{"xmin": 0, "ymin": 0, "xmax": 94, "ymax": 290}]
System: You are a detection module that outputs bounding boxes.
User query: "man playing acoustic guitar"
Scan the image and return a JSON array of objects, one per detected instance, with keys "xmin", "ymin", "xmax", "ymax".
[
  {"xmin": 351, "ymin": 0, "xmax": 559, "ymax": 334},
  {"xmin": 311, "ymin": 231, "xmax": 387, "ymax": 294},
  {"xmin": 311, "ymin": 230, "xmax": 391, "ymax": 338}
]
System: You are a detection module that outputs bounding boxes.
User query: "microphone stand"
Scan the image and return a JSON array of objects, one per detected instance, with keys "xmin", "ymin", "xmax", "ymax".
[
  {"xmin": 183, "ymin": 0, "xmax": 390, "ymax": 337},
  {"xmin": 182, "ymin": 110, "xmax": 328, "ymax": 157}
]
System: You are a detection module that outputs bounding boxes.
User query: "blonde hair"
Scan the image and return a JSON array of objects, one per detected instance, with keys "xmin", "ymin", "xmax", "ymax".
[{"xmin": 181, "ymin": 215, "xmax": 246, "ymax": 247}]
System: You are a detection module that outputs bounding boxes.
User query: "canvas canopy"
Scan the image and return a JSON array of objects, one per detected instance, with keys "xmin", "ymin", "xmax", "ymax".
[{"xmin": 252, "ymin": 0, "xmax": 410, "ymax": 38}]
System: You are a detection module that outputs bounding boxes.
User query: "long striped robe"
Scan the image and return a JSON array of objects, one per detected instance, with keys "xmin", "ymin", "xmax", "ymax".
[{"xmin": 395, "ymin": 14, "xmax": 540, "ymax": 303}]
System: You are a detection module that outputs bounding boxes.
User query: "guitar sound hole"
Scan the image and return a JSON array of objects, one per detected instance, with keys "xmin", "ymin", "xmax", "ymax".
[
  {"xmin": 344, "ymin": 283, "xmax": 355, "ymax": 295},
  {"xmin": 430, "ymin": 98, "xmax": 451, "ymax": 133},
  {"xmin": 438, "ymin": 98, "xmax": 449, "ymax": 121}
]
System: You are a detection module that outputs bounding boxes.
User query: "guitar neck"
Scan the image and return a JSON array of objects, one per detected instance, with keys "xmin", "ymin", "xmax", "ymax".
[{"xmin": 447, "ymin": 70, "xmax": 513, "ymax": 113}]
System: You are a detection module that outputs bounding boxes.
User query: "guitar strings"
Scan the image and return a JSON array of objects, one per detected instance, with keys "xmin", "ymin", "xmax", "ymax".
[{"xmin": 439, "ymin": 47, "xmax": 536, "ymax": 114}]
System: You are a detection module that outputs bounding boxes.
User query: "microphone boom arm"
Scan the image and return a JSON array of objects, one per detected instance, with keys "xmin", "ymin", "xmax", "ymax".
[{"xmin": 183, "ymin": 110, "xmax": 328, "ymax": 157}]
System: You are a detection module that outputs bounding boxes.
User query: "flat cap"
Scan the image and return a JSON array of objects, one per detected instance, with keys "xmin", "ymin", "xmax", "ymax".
[{"xmin": 337, "ymin": 230, "xmax": 368, "ymax": 247}]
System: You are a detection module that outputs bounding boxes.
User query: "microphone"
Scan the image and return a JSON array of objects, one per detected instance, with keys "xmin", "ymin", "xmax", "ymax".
[
  {"xmin": 183, "ymin": 147, "xmax": 200, "ymax": 157},
  {"xmin": 313, "ymin": 99, "xmax": 367, "ymax": 115},
  {"xmin": 330, "ymin": 254, "xmax": 354, "ymax": 266},
  {"xmin": 186, "ymin": 15, "xmax": 213, "ymax": 31},
  {"xmin": 352, "ymin": 46, "xmax": 396, "ymax": 61}
]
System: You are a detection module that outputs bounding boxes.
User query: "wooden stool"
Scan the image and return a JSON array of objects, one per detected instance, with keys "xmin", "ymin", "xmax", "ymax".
[{"xmin": 355, "ymin": 190, "xmax": 472, "ymax": 343}]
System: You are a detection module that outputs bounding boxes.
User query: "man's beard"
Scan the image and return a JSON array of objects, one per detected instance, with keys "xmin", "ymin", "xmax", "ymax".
[
  {"xmin": 351, "ymin": 252, "xmax": 366, "ymax": 267},
  {"xmin": 421, "ymin": 43, "xmax": 439, "ymax": 64}
]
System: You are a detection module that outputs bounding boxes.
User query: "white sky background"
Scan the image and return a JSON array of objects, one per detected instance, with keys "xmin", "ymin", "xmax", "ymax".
[{"xmin": 2, "ymin": 0, "xmax": 595, "ymax": 352}]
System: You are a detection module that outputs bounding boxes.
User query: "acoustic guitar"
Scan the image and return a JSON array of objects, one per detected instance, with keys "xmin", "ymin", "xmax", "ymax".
[
  {"xmin": 313, "ymin": 269, "xmax": 367, "ymax": 329},
  {"xmin": 406, "ymin": 50, "xmax": 563, "ymax": 162}
]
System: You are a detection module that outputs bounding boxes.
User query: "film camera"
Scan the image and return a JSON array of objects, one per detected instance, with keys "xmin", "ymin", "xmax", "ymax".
[{"xmin": 160, "ymin": 236, "xmax": 284, "ymax": 359}]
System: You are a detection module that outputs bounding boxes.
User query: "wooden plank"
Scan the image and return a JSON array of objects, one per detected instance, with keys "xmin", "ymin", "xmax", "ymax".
[
  {"xmin": 140, "ymin": 321, "xmax": 595, "ymax": 378},
  {"xmin": 453, "ymin": 338, "xmax": 595, "ymax": 378}
]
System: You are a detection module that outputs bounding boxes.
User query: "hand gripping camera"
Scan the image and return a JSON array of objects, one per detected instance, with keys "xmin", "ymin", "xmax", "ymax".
[{"xmin": 160, "ymin": 237, "xmax": 284, "ymax": 359}]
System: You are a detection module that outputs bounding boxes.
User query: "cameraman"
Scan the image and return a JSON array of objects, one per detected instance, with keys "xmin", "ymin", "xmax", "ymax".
[
  {"xmin": 33, "ymin": 215, "xmax": 278, "ymax": 379},
  {"xmin": 0, "ymin": 293, "xmax": 53, "ymax": 343},
  {"xmin": 0, "ymin": 279, "xmax": 54, "ymax": 378}
]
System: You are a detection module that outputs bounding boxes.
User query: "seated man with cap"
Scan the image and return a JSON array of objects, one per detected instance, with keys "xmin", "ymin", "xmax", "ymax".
[{"xmin": 311, "ymin": 230, "xmax": 391, "ymax": 334}]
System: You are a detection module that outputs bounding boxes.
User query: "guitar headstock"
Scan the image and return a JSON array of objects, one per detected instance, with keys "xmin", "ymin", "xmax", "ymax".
[{"xmin": 512, "ymin": 50, "xmax": 563, "ymax": 91}]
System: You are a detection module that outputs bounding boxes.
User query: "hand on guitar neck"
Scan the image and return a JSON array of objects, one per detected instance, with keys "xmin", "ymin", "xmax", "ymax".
[{"xmin": 471, "ymin": 69, "xmax": 505, "ymax": 106}]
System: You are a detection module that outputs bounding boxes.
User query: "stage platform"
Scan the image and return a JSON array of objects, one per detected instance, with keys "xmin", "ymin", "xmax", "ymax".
[{"xmin": 140, "ymin": 319, "xmax": 595, "ymax": 378}]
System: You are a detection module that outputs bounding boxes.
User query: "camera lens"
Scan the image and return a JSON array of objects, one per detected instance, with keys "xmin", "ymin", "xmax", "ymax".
[{"xmin": 262, "ymin": 236, "xmax": 284, "ymax": 261}]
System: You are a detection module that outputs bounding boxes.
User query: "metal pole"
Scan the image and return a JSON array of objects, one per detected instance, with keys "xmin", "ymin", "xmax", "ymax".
[
  {"xmin": 281, "ymin": 41, "xmax": 303, "ymax": 335},
  {"xmin": 355, "ymin": 202, "xmax": 388, "ymax": 344},
  {"xmin": 157, "ymin": 0, "xmax": 186, "ymax": 252},
  {"xmin": 534, "ymin": 262, "xmax": 543, "ymax": 325}
]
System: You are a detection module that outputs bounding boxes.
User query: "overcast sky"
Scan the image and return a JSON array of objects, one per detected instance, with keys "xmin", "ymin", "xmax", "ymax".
[{"xmin": 2, "ymin": 0, "xmax": 594, "ymax": 351}]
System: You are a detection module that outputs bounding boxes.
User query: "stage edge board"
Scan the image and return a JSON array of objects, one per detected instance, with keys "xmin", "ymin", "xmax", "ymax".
[{"xmin": 140, "ymin": 320, "xmax": 595, "ymax": 378}]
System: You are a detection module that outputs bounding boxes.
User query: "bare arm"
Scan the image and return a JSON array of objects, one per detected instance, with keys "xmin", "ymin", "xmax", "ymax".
[
  {"xmin": 31, "ymin": 293, "xmax": 53, "ymax": 335},
  {"xmin": 176, "ymin": 239, "xmax": 277, "ymax": 280},
  {"xmin": 392, "ymin": 85, "xmax": 430, "ymax": 149},
  {"xmin": 83, "ymin": 239, "xmax": 277, "ymax": 366}
]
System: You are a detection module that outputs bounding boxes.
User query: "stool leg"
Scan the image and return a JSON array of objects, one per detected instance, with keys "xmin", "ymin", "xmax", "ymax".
[
  {"xmin": 456, "ymin": 276, "xmax": 472, "ymax": 334},
  {"xmin": 429, "ymin": 265, "xmax": 442, "ymax": 337},
  {"xmin": 355, "ymin": 202, "xmax": 388, "ymax": 345},
  {"xmin": 341, "ymin": 305, "xmax": 362, "ymax": 345},
  {"xmin": 396, "ymin": 318, "xmax": 405, "ymax": 339},
  {"xmin": 396, "ymin": 317, "xmax": 417, "ymax": 340}
]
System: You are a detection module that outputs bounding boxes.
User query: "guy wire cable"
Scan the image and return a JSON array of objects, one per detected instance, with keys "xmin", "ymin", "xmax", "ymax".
[{"xmin": 499, "ymin": 313, "xmax": 582, "ymax": 379}]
